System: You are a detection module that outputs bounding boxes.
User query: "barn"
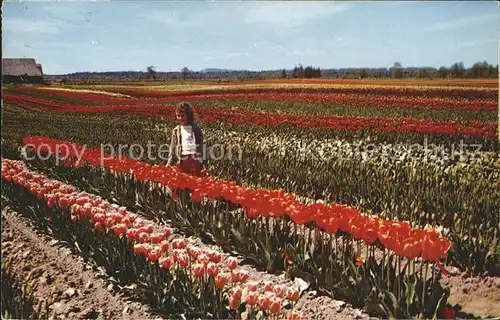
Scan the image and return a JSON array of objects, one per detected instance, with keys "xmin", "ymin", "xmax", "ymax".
[{"xmin": 2, "ymin": 58, "xmax": 44, "ymax": 84}]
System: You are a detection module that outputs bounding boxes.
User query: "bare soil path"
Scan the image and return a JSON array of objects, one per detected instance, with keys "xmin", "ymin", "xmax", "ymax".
[{"xmin": 2, "ymin": 206, "xmax": 158, "ymax": 320}]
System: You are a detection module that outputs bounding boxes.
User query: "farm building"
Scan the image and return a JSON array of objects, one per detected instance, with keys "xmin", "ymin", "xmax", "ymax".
[{"xmin": 2, "ymin": 58, "xmax": 44, "ymax": 84}]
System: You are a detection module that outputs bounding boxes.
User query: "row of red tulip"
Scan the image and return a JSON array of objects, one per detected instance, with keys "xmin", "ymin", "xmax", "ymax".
[
  {"xmin": 14, "ymin": 87, "xmax": 499, "ymax": 111},
  {"xmin": 103, "ymin": 86, "xmax": 499, "ymax": 100},
  {"xmin": 6, "ymin": 93, "xmax": 496, "ymax": 137},
  {"xmin": 1, "ymin": 158, "xmax": 308, "ymax": 319},
  {"xmin": 22, "ymin": 136, "xmax": 453, "ymax": 262},
  {"xmin": 208, "ymin": 78, "xmax": 498, "ymax": 88}
]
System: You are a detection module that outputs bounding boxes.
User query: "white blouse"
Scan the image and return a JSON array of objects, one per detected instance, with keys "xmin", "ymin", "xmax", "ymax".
[{"xmin": 180, "ymin": 125, "xmax": 197, "ymax": 155}]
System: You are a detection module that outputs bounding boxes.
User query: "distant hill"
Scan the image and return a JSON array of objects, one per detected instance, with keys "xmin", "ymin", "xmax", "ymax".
[{"xmin": 199, "ymin": 68, "xmax": 250, "ymax": 73}]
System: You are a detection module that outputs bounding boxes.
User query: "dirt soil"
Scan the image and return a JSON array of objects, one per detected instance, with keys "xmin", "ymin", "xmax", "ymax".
[
  {"xmin": 1, "ymin": 206, "xmax": 159, "ymax": 320},
  {"xmin": 441, "ymin": 268, "xmax": 500, "ymax": 318}
]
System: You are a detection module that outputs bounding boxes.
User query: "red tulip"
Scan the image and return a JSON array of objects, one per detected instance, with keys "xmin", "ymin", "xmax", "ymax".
[
  {"xmin": 287, "ymin": 288, "xmax": 300, "ymax": 301},
  {"xmin": 231, "ymin": 271, "xmax": 239, "ymax": 283},
  {"xmin": 207, "ymin": 262, "xmax": 219, "ymax": 277},
  {"xmin": 215, "ymin": 274, "xmax": 228, "ymax": 290},
  {"xmin": 172, "ymin": 239, "xmax": 186, "ymax": 249},
  {"xmin": 159, "ymin": 256, "xmax": 173, "ymax": 270},
  {"xmin": 263, "ymin": 281, "xmax": 274, "ymax": 292},
  {"xmin": 273, "ymin": 285, "xmax": 286, "ymax": 298},
  {"xmin": 150, "ymin": 232, "xmax": 165, "ymax": 244},
  {"xmin": 231, "ymin": 287, "xmax": 242, "ymax": 300},
  {"xmin": 177, "ymin": 253, "xmax": 189, "ymax": 268},
  {"xmin": 192, "ymin": 263, "xmax": 205, "ymax": 278},
  {"xmin": 114, "ymin": 223, "xmax": 128, "ymax": 237},
  {"xmin": 208, "ymin": 251, "xmax": 221, "ymax": 263},
  {"xmin": 104, "ymin": 217, "xmax": 115, "ymax": 228},
  {"xmin": 246, "ymin": 281, "xmax": 258, "ymax": 292},
  {"xmin": 356, "ymin": 256, "xmax": 364, "ymax": 268},
  {"xmin": 160, "ymin": 240, "xmax": 170, "ymax": 253},
  {"xmin": 246, "ymin": 291, "xmax": 259, "ymax": 306},
  {"xmin": 139, "ymin": 225, "xmax": 154, "ymax": 234},
  {"xmin": 126, "ymin": 228, "xmax": 139, "ymax": 240},
  {"xmin": 148, "ymin": 249, "xmax": 161, "ymax": 262},
  {"xmin": 162, "ymin": 227, "xmax": 173, "ymax": 238},
  {"xmin": 47, "ymin": 198, "xmax": 55, "ymax": 208},
  {"xmin": 138, "ymin": 232, "xmax": 150, "ymax": 243},
  {"xmin": 133, "ymin": 243, "xmax": 146, "ymax": 255},
  {"xmin": 197, "ymin": 253, "xmax": 210, "ymax": 265},
  {"xmin": 227, "ymin": 257, "xmax": 238, "ymax": 270},
  {"xmin": 187, "ymin": 246, "xmax": 201, "ymax": 259},
  {"xmin": 258, "ymin": 294, "xmax": 271, "ymax": 311},
  {"xmin": 229, "ymin": 297, "xmax": 239, "ymax": 310},
  {"xmin": 269, "ymin": 297, "xmax": 282, "ymax": 314}
]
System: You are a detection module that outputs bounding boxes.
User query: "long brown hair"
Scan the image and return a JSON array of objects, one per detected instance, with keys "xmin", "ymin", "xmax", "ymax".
[{"xmin": 176, "ymin": 102, "xmax": 194, "ymax": 125}]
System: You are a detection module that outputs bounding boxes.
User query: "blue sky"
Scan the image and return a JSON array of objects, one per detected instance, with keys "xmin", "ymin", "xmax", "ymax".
[{"xmin": 2, "ymin": 1, "xmax": 499, "ymax": 74}]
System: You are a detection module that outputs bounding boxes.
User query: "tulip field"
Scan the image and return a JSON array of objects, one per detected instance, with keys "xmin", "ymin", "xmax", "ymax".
[{"xmin": 1, "ymin": 79, "xmax": 499, "ymax": 319}]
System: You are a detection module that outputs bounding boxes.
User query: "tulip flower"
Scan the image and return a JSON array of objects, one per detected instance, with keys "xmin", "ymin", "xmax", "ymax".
[
  {"xmin": 258, "ymin": 294, "xmax": 271, "ymax": 311},
  {"xmin": 269, "ymin": 297, "xmax": 282, "ymax": 314},
  {"xmin": 160, "ymin": 240, "xmax": 169, "ymax": 253},
  {"xmin": 207, "ymin": 262, "xmax": 219, "ymax": 277},
  {"xmin": 227, "ymin": 257, "xmax": 238, "ymax": 270},
  {"xmin": 177, "ymin": 253, "xmax": 189, "ymax": 268},
  {"xmin": 150, "ymin": 232, "xmax": 165, "ymax": 244},
  {"xmin": 263, "ymin": 281, "xmax": 274, "ymax": 292},
  {"xmin": 246, "ymin": 281, "xmax": 258, "ymax": 292},
  {"xmin": 229, "ymin": 297, "xmax": 240, "ymax": 311},
  {"xmin": 273, "ymin": 284, "xmax": 287, "ymax": 298},
  {"xmin": 172, "ymin": 239, "xmax": 186, "ymax": 250},
  {"xmin": 246, "ymin": 291, "xmax": 259, "ymax": 306},
  {"xmin": 159, "ymin": 256, "xmax": 173, "ymax": 270},
  {"xmin": 192, "ymin": 263, "xmax": 205, "ymax": 278},
  {"xmin": 197, "ymin": 253, "xmax": 210, "ymax": 265},
  {"xmin": 356, "ymin": 256, "xmax": 364, "ymax": 268},
  {"xmin": 148, "ymin": 249, "xmax": 161, "ymax": 262},
  {"xmin": 287, "ymin": 288, "xmax": 300, "ymax": 301},
  {"xmin": 214, "ymin": 274, "xmax": 228, "ymax": 290},
  {"xmin": 231, "ymin": 286, "xmax": 243, "ymax": 300}
]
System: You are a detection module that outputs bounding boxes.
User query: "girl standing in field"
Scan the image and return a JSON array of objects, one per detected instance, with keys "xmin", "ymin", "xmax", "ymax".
[{"xmin": 166, "ymin": 102, "xmax": 207, "ymax": 176}]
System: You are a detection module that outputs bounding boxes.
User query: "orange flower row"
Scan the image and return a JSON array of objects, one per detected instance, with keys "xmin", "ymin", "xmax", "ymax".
[{"xmin": 22, "ymin": 137, "xmax": 452, "ymax": 262}]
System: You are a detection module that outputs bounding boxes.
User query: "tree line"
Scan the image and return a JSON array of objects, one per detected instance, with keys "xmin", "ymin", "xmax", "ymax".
[
  {"xmin": 342, "ymin": 61, "xmax": 498, "ymax": 79},
  {"xmin": 47, "ymin": 61, "xmax": 497, "ymax": 82}
]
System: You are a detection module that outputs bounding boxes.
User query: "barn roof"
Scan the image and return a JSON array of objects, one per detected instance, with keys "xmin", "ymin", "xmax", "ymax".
[{"xmin": 2, "ymin": 58, "xmax": 43, "ymax": 76}]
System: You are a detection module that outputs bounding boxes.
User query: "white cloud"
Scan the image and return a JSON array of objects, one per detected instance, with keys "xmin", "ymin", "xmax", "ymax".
[
  {"xmin": 423, "ymin": 13, "xmax": 499, "ymax": 32},
  {"xmin": 244, "ymin": 2, "xmax": 351, "ymax": 28}
]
